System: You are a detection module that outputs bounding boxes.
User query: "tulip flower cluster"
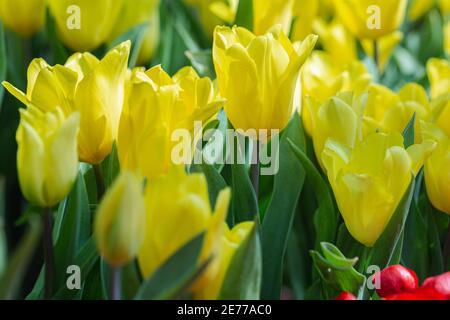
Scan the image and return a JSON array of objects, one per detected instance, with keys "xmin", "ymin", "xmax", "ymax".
[{"xmin": 0, "ymin": 0, "xmax": 448, "ymax": 302}]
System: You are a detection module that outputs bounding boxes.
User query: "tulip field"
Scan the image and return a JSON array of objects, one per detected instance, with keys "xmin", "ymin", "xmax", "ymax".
[{"xmin": 0, "ymin": 0, "xmax": 449, "ymax": 303}]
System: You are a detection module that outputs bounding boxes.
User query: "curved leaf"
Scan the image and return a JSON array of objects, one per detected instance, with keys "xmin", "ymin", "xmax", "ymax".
[
  {"xmin": 261, "ymin": 116, "xmax": 306, "ymax": 299},
  {"xmin": 288, "ymin": 140, "xmax": 337, "ymax": 246},
  {"xmin": 219, "ymin": 222, "xmax": 262, "ymax": 299},
  {"xmin": 135, "ymin": 232, "xmax": 207, "ymax": 300}
]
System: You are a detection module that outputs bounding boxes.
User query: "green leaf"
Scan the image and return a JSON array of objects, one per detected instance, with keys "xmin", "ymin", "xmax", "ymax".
[
  {"xmin": 109, "ymin": 23, "xmax": 149, "ymax": 68},
  {"xmin": 81, "ymin": 262, "xmax": 104, "ymax": 300},
  {"xmin": 0, "ymin": 19, "xmax": 6, "ymax": 108},
  {"xmin": 135, "ymin": 232, "xmax": 207, "ymax": 300},
  {"xmin": 0, "ymin": 216, "xmax": 42, "ymax": 299},
  {"xmin": 44, "ymin": 9, "xmax": 68, "ymax": 64},
  {"xmin": 0, "ymin": 177, "xmax": 6, "ymax": 275},
  {"xmin": 285, "ymin": 227, "xmax": 311, "ymax": 299},
  {"xmin": 310, "ymin": 242, "xmax": 366, "ymax": 299},
  {"xmin": 402, "ymin": 113, "xmax": 416, "ymax": 148},
  {"xmin": 53, "ymin": 172, "xmax": 91, "ymax": 287},
  {"xmin": 102, "ymin": 143, "xmax": 120, "ymax": 189},
  {"xmin": 336, "ymin": 224, "xmax": 366, "ymax": 270},
  {"xmin": 288, "ymin": 140, "xmax": 337, "ymax": 246},
  {"xmin": 261, "ymin": 116, "xmax": 306, "ymax": 299},
  {"xmin": 370, "ymin": 179, "xmax": 415, "ymax": 268},
  {"xmin": 185, "ymin": 50, "xmax": 215, "ymax": 79},
  {"xmin": 235, "ymin": 0, "xmax": 254, "ymax": 31},
  {"xmin": 219, "ymin": 222, "xmax": 262, "ymax": 299},
  {"xmin": 121, "ymin": 261, "xmax": 142, "ymax": 300},
  {"xmin": 229, "ymin": 138, "xmax": 258, "ymax": 224},
  {"xmin": 190, "ymin": 163, "xmax": 228, "ymax": 210},
  {"xmin": 403, "ymin": 200, "xmax": 429, "ymax": 280},
  {"xmin": 52, "ymin": 237, "xmax": 99, "ymax": 299}
]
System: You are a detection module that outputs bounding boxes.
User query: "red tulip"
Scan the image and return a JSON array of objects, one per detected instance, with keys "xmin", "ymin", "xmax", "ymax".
[
  {"xmin": 384, "ymin": 287, "xmax": 447, "ymax": 300},
  {"xmin": 422, "ymin": 272, "xmax": 450, "ymax": 299},
  {"xmin": 335, "ymin": 292, "xmax": 357, "ymax": 300},
  {"xmin": 374, "ymin": 265, "xmax": 419, "ymax": 298}
]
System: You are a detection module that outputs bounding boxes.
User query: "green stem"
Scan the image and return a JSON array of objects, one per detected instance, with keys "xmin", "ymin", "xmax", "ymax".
[
  {"xmin": 110, "ymin": 266, "xmax": 122, "ymax": 300},
  {"xmin": 373, "ymin": 39, "xmax": 380, "ymax": 74},
  {"xmin": 43, "ymin": 207, "xmax": 54, "ymax": 299},
  {"xmin": 93, "ymin": 164, "xmax": 105, "ymax": 201},
  {"xmin": 250, "ymin": 141, "xmax": 260, "ymax": 200}
]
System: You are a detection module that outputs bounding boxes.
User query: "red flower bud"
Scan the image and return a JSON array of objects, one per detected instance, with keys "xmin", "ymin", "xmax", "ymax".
[
  {"xmin": 422, "ymin": 272, "xmax": 450, "ymax": 299},
  {"xmin": 335, "ymin": 292, "xmax": 357, "ymax": 300},
  {"xmin": 374, "ymin": 265, "xmax": 419, "ymax": 298},
  {"xmin": 384, "ymin": 287, "xmax": 447, "ymax": 300}
]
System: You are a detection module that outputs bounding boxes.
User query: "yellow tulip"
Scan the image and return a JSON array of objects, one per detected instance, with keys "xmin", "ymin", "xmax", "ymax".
[
  {"xmin": 421, "ymin": 121, "xmax": 450, "ymax": 215},
  {"xmin": 4, "ymin": 41, "xmax": 131, "ymax": 164},
  {"xmin": 322, "ymin": 132, "xmax": 435, "ymax": 246},
  {"xmin": 440, "ymin": 0, "xmax": 450, "ymax": 14},
  {"xmin": 94, "ymin": 171, "xmax": 146, "ymax": 267},
  {"xmin": 48, "ymin": 0, "xmax": 124, "ymax": 51},
  {"xmin": 195, "ymin": 222, "xmax": 255, "ymax": 300},
  {"xmin": 361, "ymin": 31, "xmax": 404, "ymax": 72},
  {"xmin": 408, "ymin": 0, "xmax": 435, "ymax": 21},
  {"xmin": 213, "ymin": 25, "xmax": 317, "ymax": 141},
  {"xmin": 312, "ymin": 19, "xmax": 358, "ymax": 65},
  {"xmin": 428, "ymin": 91, "xmax": 450, "ymax": 142},
  {"xmin": 291, "ymin": 0, "xmax": 319, "ymax": 41},
  {"xmin": 427, "ymin": 58, "xmax": 450, "ymax": 99},
  {"xmin": 333, "ymin": 0, "xmax": 407, "ymax": 39},
  {"xmin": 16, "ymin": 106, "xmax": 79, "ymax": 207},
  {"xmin": 185, "ymin": 0, "xmax": 238, "ymax": 37},
  {"xmin": 138, "ymin": 166, "xmax": 231, "ymax": 293},
  {"xmin": 307, "ymin": 92, "xmax": 366, "ymax": 169},
  {"xmin": 0, "ymin": 0, "xmax": 46, "ymax": 36},
  {"xmin": 364, "ymin": 83, "xmax": 432, "ymax": 140},
  {"xmin": 108, "ymin": 0, "xmax": 160, "ymax": 65},
  {"xmin": 301, "ymin": 51, "xmax": 371, "ymax": 135},
  {"xmin": 117, "ymin": 65, "xmax": 223, "ymax": 180},
  {"xmin": 253, "ymin": 0, "xmax": 296, "ymax": 35},
  {"xmin": 189, "ymin": 0, "xmax": 297, "ymax": 37}
]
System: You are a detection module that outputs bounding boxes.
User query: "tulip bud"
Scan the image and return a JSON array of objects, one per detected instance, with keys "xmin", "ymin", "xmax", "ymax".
[
  {"xmin": 138, "ymin": 166, "xmax": 231, "ymax": 293},
  {"xmin": 16, "ymin": 106, "xmax": 79, "ymax": 207},
  {"xmin": 94, "ymin": 171, "xmax": 146, "ymax": 267},
  {"xmin": 422, "ymin": 272, "xmax": 450, "ymax": 299},
  {"xmin": 213, "ymin": 25, "xmax": 317, "ymax": 141},
  {"xmin": 333, "ymin": 0, "xmax": 407, "ymax": 40},
  {"xmin": 108, "ymin": 0, "xmax": 160, "ymax": 65},
  {"xmin": 335, "ymin": 292, "xmax": 357, "ymax": 300},
  {"xmin": 194, "ymin": 222, "xmax": 255, "ymax": 299},
  {"xmin": 373, "ymin": 265, "xmax": 419, "ymax": 298},
  {"xmin": 0, "ymin": 0, "xmax": 46, "ymax": 37},
  {"xmin": 322, "ymin": 132, "xmax": 435, "ymax": 246},
  {"xmin": 48, "ymin": 0, "xmax": 124, "ymax": 51}
]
